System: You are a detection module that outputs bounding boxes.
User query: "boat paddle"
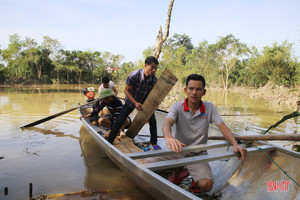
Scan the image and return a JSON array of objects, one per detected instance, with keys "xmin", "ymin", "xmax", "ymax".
[{"xmin": 20, "ymin": 98, "xmax": 99, "ymax": 129}]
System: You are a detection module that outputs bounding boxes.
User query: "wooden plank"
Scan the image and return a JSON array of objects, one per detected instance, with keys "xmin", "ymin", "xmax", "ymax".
[
  {"xmin": 113, "ymin": 139, "xmax": 132, "ymax": 154},
  {"xmin": 114, "ymin": 137, "xmax": 144, "ymax": 154},
  {"xmin": 143, "ymin": 145, "xmax": 275, "ymax": 171},
  {"xmin": 126, "ymin": 69, "xmax": 178, "ymax": 138},
  {"xmin": 127, "ymin": 141, "xmax": 231, "ymax": 159},
  {"xmin": 120, "ymin": 137, "xmax": 144, "ymax": 153}
]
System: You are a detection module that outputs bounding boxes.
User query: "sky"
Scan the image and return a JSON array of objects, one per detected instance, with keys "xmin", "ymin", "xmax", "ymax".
[{"xmin": 1, "ymin": 0, "xmax": 300, "ymax": 63}]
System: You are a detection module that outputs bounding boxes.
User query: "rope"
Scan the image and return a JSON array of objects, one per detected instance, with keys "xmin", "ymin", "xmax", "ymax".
[{"xmin": 251, "ymin": 144, "xmax": 300, "ymax": 187}]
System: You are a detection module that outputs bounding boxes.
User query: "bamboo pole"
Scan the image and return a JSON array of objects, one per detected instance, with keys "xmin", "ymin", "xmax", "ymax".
[
  {"xmin": 20, "ymin": 98, "xmax": 99, "ymax": 128},
  {"xmin": 208, "ymin": 134, "xmax": 300, "ymax": 141},
  {"xmin": 138, "ymin": 134, "xmax": 300, "ymax": 141}
]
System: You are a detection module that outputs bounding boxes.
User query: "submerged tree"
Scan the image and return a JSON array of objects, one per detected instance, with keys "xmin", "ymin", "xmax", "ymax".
[
  {"xmin": 215, "ymin": 34, "xmax": 249, "ymax": 90},
  {"xmin": 153, "ymin": 0, "xmax": 175, "ymax": 59}
]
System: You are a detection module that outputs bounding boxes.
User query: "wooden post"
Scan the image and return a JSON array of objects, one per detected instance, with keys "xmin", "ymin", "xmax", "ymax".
[{"xmin": 126, "ymin": 69, "xmax": 178, "ymax": 138}]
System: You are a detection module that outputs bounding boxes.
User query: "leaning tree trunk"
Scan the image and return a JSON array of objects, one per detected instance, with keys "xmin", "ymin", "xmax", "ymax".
[{"xmin": 153, "ymin": 0, "xmax": 175, "ymax": 59}]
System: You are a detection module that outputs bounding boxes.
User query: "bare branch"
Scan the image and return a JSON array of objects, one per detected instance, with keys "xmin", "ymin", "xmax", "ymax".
[{"xmin": 153, "ymin": 0, "xmax": 175, "ymax": 59}]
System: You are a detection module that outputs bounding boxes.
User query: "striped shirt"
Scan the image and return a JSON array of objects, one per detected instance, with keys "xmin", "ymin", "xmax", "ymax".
[
  {"xmin": 125, "ymin": 69, "xmax": 157, "ymax": 109},
  {"xmin": 90, "ymin": 96, "xmax": 123, "ymax": 121}
]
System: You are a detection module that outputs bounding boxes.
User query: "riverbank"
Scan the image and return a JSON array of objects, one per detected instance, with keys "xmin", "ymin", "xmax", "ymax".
[
  {"xmin": 159, "ymin": 82, "xmax": 299, "ymax": 112},
  {"xmin": 1, "ymin": 82, "xmax": 299, "ymax": 111},
  {"xmin": 229, "ymin": 82, "xmax": 299, "ymax": 109}
]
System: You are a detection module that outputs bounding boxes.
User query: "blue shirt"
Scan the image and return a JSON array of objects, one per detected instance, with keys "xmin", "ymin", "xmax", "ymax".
[
  {"xmin": 125, "ymin": 69, "xmax": 157, "ymax": 109},
  {"xmin": 90, "ymin": 96, "xmax": 123, "ymax": 121}
]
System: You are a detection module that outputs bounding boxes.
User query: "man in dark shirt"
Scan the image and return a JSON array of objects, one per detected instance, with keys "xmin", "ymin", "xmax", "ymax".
[
  {"xmin": 81, "ymin": 89, "xmax": 130, "ymax": 136},
  {"xmin": 107, "ymin": 56, "xmax": 161, "ymax": 150}
]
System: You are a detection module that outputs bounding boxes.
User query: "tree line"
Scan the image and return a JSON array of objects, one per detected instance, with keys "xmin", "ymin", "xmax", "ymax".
[{"xmin": 0, "ymin": 33, "xmax": 299, "ymax": 89}]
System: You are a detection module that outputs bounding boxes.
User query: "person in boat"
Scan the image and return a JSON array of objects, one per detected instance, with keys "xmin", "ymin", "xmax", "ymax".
[
  {"xmin": 98, "ymin": 77, "xmax": 118, "ymax": 97},
  {"xmin": 156, "ymin": 74, "xmax": 247, "ymax": 193},
  {"xmin": 82, "ymin": 87, "xmax": 95, "ymax": 102},
  {"xmin": 106, "ymin": 56, "xmax": 161, "ymax": 150},
  {"xmin": 92, "ymin": 77, "xmax": 118, "ymax": 123},
  {"xmin": 80, "ymin": 89, "xmax": 130, "ymax": 137}
]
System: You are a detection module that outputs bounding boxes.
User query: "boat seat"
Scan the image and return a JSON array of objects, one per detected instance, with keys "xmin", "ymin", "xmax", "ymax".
[
  {"xmin": 142, "ymin": 145, "xmax": 275, "ymax": 171},
  {"xmin": 127, "ymin": 141, "xmax": 232, "ymax": 159}
]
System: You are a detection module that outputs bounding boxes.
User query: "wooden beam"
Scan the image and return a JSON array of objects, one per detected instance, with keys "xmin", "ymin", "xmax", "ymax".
[
  {"xmin": 126, "ymin": 69, "xmax": 178, "ymax": 138},
  {"xmin": 143, "ymin": 145, "xmax": 275, "ymax": 171}
]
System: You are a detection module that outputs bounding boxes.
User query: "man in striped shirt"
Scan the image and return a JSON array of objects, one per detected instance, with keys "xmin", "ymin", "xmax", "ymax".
[
  {"xmin": 81, "ymin": 89, "xmax": 130, "ymax": 136},
  {"xmin": 107, "ymin": 56, "xmax": 161, "ymax": 150}
]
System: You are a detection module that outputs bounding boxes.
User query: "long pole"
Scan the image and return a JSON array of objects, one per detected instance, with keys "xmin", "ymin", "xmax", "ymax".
[
  {"xmin": 208, "ymin": 134, "xmax": 300, "ymax": 141},
  {"xmin": 20, "ymin": 98, "xmax": 99, "ymax": 129}
]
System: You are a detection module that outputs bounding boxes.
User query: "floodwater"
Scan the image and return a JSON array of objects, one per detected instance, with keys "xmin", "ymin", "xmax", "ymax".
[{"xmin": 0, "ymin": 84, "xmax": 298, "ymax": 200}]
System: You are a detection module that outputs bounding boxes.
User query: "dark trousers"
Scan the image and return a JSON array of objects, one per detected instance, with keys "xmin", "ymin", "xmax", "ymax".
[
  {"xmin": 107, "ymin": 104, "xmax": 157, "ymax": 145},
  {"xmin": 89, "ymin": 100, "xmax": 100, "ymax": 122}
]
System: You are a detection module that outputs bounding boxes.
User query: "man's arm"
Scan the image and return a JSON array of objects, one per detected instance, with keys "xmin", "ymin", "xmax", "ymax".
[
  {"xmin": 98, "ymin": 86, "xmax": 101, "ymax": 98},
  {"xmin": 112, "ymin": 86, "xmax": 118, "ymax": 96},
  {"xmin": 163, "ymin": 118, "xmax": 186, "ymax": 153},
  {"xmin": 124, "ymin": 84, "xmax": 143, "ymax": 111},
  {"xmin": 218, "ymin": 122, "xmax": 247, "ymax": 160}
]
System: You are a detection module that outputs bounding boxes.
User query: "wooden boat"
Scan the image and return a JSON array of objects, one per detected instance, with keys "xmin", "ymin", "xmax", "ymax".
[{"xmin": 79, "ymin": 105, "xmax": 300, "ymax": 200}]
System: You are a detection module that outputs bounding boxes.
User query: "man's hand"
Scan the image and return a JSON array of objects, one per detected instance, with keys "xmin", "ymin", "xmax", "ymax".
[
  {"xmin": 80, "ymin": 114, "xmax": 90, "ymax": 120},
  {"xmin": 135, "ymin": 102, "xmax": 143, "ymax": 111},
  {"xmin": 165, "ymin": 137, "xmax": 186, "ymax": 153},
  {"xmin": 233, "ymin": 145, "xmax": 247, "ymax": 161}
]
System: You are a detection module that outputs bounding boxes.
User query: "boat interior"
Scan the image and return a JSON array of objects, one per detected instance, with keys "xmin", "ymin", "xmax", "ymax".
[{"xmin": 81, "ymin": 106, "xmax": 300, "ymax": 200}]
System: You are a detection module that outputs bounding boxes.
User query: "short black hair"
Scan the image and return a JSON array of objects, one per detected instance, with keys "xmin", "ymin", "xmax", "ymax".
[
  {"xmin": 186, "ymin": 74, "xmax": 206, "ymax": 88},
  {"xmin": 145, "ymin": 56, "xmax": 159, "ymax": 65},
  {"xmin": 102, "ymin": 77, "xmax": 109, "ymax": 84}
]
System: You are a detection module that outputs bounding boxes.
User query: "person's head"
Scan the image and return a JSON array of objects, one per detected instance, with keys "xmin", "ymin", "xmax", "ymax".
[
  {"xmin": 184, "ymin": 74, "xmax": 206, "ymax": 103},
  {"xmin": 99, "ymin": 89, "xmax": 114, "ymax": 104},
  {"xmin": 102, "ymin": 77, "xmax": 110, "ymax": 88},
  {"xmin": 186, "ymin": 74, "xmax": 206, "ymax": 88},
  {"xmin": 144, "ymin": 56, "xmax": 159, "ymax": 77}
]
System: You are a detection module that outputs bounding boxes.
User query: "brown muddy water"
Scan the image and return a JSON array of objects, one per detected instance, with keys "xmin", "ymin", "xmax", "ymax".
[{"xmin": 0, "ymin": 84, "xmax": 298, "ymax": 200}]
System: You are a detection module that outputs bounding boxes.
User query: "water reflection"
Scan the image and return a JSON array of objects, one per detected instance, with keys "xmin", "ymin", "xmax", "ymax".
[
  {"xmin": 78, "ymin": 126, "xmax": 153, "ymax": 199},
  {"xmin": 26, "ymin": 127, "xmax": 79, "ymax": 140},
  {"xmin": 203, "ymin": 89, "xmax": 298, "ymax": 137}
]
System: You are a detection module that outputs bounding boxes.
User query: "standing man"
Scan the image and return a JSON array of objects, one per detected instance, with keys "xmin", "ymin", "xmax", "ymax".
[
  {"xmin": 161, "ymin": 74, "xmax": 247, "ymax": 192},
  {"xmin": 107, "ymin": 56, "xmax": 161, "ymax": 150},
  {"xmin": 98, "ymin": 77, "xmax": 118, "ymax": 97}
]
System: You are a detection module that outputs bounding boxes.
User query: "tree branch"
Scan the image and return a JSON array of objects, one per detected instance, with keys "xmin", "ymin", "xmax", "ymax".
[{"xmin": 153, "ymin": 0, "xmax": 175, "ymax": 59}]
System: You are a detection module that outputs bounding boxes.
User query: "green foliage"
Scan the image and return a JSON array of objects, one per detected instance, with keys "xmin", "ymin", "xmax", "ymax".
[
  {"xmin": 164, "ymin": 33, "xmax": 194, "ymax": 52},
  {"xmin": 215, "ymin": 34, "xmax": 249, "ymax": 89},
  {"xmin": 244, "ymin": 42, "xmax": 297, "ymax": 87},
  {"xmin": 296, "ymin": 62, "xmax": 300, "ymax": 85},
  {"xmin": 0, "ymin": 33, "xmax": 299, "ymax": 89},
  {"xmin": 0, "ymin": 33, "xmax": 124, "ymax": 84},
  {"xmin": 117, "ymin": 62, "xmax": 136, "ymax": 81}
]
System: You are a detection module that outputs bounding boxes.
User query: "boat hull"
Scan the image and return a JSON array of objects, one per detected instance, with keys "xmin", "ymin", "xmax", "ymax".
[{"xmin": 79, "ymin": 106, "xmax": 300, "ymax": 200}]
